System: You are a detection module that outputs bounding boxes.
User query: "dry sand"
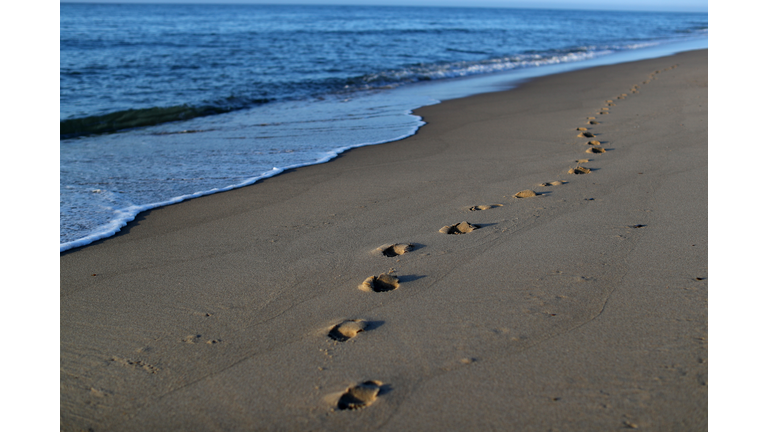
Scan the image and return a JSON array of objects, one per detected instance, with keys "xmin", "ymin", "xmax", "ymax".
[{"xmin": 61, "ymin": 50, "xmax": 707, "ymax": 431}]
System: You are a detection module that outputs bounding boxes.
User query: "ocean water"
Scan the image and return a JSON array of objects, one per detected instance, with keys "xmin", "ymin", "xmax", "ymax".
[{"xmin": 60, "ymin": 3, "xmax": 708, "ymax": 251}]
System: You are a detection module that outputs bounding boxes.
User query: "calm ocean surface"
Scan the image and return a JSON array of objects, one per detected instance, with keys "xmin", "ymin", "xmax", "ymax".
[{"xmin": 60, "ymin": 3, "xmax": 707, "ymax": 251}]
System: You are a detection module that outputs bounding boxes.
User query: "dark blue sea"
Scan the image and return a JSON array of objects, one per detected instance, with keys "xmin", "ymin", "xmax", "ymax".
[{"xmin": 60, "ymin": 3, "xmax": 708, "ymax": 250}]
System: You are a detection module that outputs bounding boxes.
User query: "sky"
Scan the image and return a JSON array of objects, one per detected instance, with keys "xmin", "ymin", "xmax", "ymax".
[{"xmin": 60, "ymin": 0, "xmax": 708, "ymax": 13}]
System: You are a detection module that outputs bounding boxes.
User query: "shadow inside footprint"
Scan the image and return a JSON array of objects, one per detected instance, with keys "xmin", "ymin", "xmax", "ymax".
[
  {"xmin": 439, "ymin": 221, "xmax": 478, "ymax": 234},
  {"xmin": 586, "ymin": 146, "xmax": 605, "ymax": 153},
  {"xmin": 578, "ymin": 132, "xmax": 595, "ymax": 138},
  {"xmin": 378, "ymin": 243, "xmax": 413, "ymax": 257},
  {"xmin": 359, "ymin": 274, "xmax": 400, "ymax": 292},
  {"xmin": 469, "ymin": 204, "xmax": 502, "ymax": 211},
  {"xmin": 329, "ymin": 319, "xmax": 368, "ymax": 341},
  {"xmin": 337, "ymin": 380, "xmax": 384, "ymax": 410},
  {"xmin": 569, "ymin": 166, "xmax": 591, "ymax": 175}
]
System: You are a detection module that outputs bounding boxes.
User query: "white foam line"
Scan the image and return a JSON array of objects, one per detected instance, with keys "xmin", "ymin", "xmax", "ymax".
[{"xmin": 60, "ymin": 113, "xmax": 427, "ymax": 252}]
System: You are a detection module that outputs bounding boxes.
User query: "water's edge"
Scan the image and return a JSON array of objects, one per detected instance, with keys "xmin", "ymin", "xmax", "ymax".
[{"xmin": 60, "ymin": 38, "xmax": 707, "ymax": 253}]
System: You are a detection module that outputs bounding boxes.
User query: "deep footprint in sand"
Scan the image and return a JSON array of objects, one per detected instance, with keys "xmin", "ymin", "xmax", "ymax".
[
  {"xmin": 576, "ymin": 127, "xmax": 588, "ymax": 131},
  {"xmin": 540, "ymin": 180, "xmax": 567, "ymax": 186},
  {"xmin": 578, "ymin": 132, "xmax": 595, "ymax": 138},
  {"xmin": 329, "ymin": 319, "xmax": 368, "ymax": 341},
  {"xmin": 586, "ymin": 146, "xmax": 605, "ymax": 154},
  {"xmin": 337, "ymin": 380, "xmax": 384, "ymax": 410},
  {"xmin": 439, "ymin": 221, "xmax": 478, "ymax": 234},
  {"xmin": 514, "ymin": 189, "xmax": 537, "ymax": 198},
  {"xmin": 575, "ymin": 159, "xmax": 591, "ymax": 164},
  {"xmin": 588, "ymin": 120, "xmax": 600, "ymax": 125},
  {"xmin": 358, "ymin": 274, "xmax": 400, "ymax": 292},
  {"xmin": 569, "ymin": 166, "xmax": 591, "ymax": 175},
  {"xmin": 469, "ymin": 204, "xmax": 502, "ymax": 211},
  {"xmin": 587, "ymin": 140, "xmax": 602, "ymax": 146},
  {"xmin": 377, "ymin": 243, "xmax": 413, "ymax": 257}
]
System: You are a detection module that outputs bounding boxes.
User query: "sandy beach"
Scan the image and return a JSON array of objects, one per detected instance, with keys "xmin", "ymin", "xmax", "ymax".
[{"xmin": 60, "ymin": 49, "xmax": 707, "ymax": 431}]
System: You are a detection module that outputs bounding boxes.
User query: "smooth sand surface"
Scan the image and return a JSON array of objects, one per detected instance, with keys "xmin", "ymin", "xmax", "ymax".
[{"xmin": 61, "ymin": 50, "xmax": 707, "ymax": 431}]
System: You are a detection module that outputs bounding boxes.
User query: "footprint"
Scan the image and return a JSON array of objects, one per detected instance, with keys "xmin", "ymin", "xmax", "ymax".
[
  {"xmin": 574, "ymin": 159, "xmax": 591, "ymax": 163},
  {"xmin": 586, "ymin": 116, "xmax": 596, "ymax": 120},
  {"xmin": 576, "ymin": 127, "xmax": 588, "ymax": 131},
  {"xmin": 359, "ymin": 274, "xmax": 400, "ymax": 292},
  {"xmin": 182, "ymin": 334, "xmax": 203, "ymax": 344},
  {"xmin": 377, "ymin": 243, "xmax": 413, "ymax": 257},
  {"xmin": 109, "ymin": 357, "xmax": 158, "ymax": 374},
  {"xmin": 337, "ymin": 380, "xmax": 384, "ymax": 410},
  {"xmin": 182, "ymin": 334, "xmax": 221, "ymax": 344},
  {"xmin": 628, "ymin": 224, "xmax": 647, "ymax": 228},
  {"xmin": 469, "ymin": 204, "xmax": 502, "ymax": 211},
  {"xmin": 539, "ymin": 180, "xmax": 567, "ymax": 186},
  {"xmin": 329, "ymin": 319, "xmax": 368, "ymax": 341},
  {"xmin": 605, "ymin": 99, "xmax": 613, "ymax": 103},
  {"xmin": 587, "ymin": 140, "xmax": 602, "ymax": 146},
  {"xmin": 514, "ymin": 189, "xmax": 537, "ymax": 198},
  {"xmin": 588, "ymin": 120, "xmax": 600, "ymax": 125},
  {"xmin": 578, "ymin": 132, "xmax": 595, "ymax": 138},
  {"xmin": 607, "ymin": 103, "xmax": 616, "ymax": 106},
  {"xmin": 585, "ymin": 146, "xmax": 605, "ymax": 154},
  {"xmin": 569, "ymin": 166, "xmax": 591, "ymax": 175},
  {"xmin": 439, "ymin": 221, "xmax": 478, "ymax": 234}
]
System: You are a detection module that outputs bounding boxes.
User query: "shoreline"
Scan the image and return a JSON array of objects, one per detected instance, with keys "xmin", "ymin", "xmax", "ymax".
[
  {"xmin": 61, "ymin": 50, "xmax": 707, "ymax": 431},
  {"xmin": 60, "ymin": 38, "xmax": 706, "ymax": 253}
]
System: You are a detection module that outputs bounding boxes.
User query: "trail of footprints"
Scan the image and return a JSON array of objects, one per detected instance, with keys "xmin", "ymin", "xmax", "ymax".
[
  {"xmin": 314, "ymin": 63, "xmax": 680, "ymax": 411},
  {"xmin": 146, "ymin": 64, "xmax": 676, "ymax": 413},
  {"xmin": 89, "ymin": 66, "xmax": 679, "ymax": 417}
]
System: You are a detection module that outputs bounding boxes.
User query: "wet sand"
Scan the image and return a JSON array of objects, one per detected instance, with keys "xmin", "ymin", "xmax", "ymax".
[{"xmin": 61, "ymin": 49, "xmax": 707, "ymax": 431}]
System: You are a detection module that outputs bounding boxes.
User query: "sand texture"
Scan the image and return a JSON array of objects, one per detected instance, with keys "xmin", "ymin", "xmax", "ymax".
[{"xmin": 61, "ymin": 50, "xmax": 708, "ymax": 431}]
